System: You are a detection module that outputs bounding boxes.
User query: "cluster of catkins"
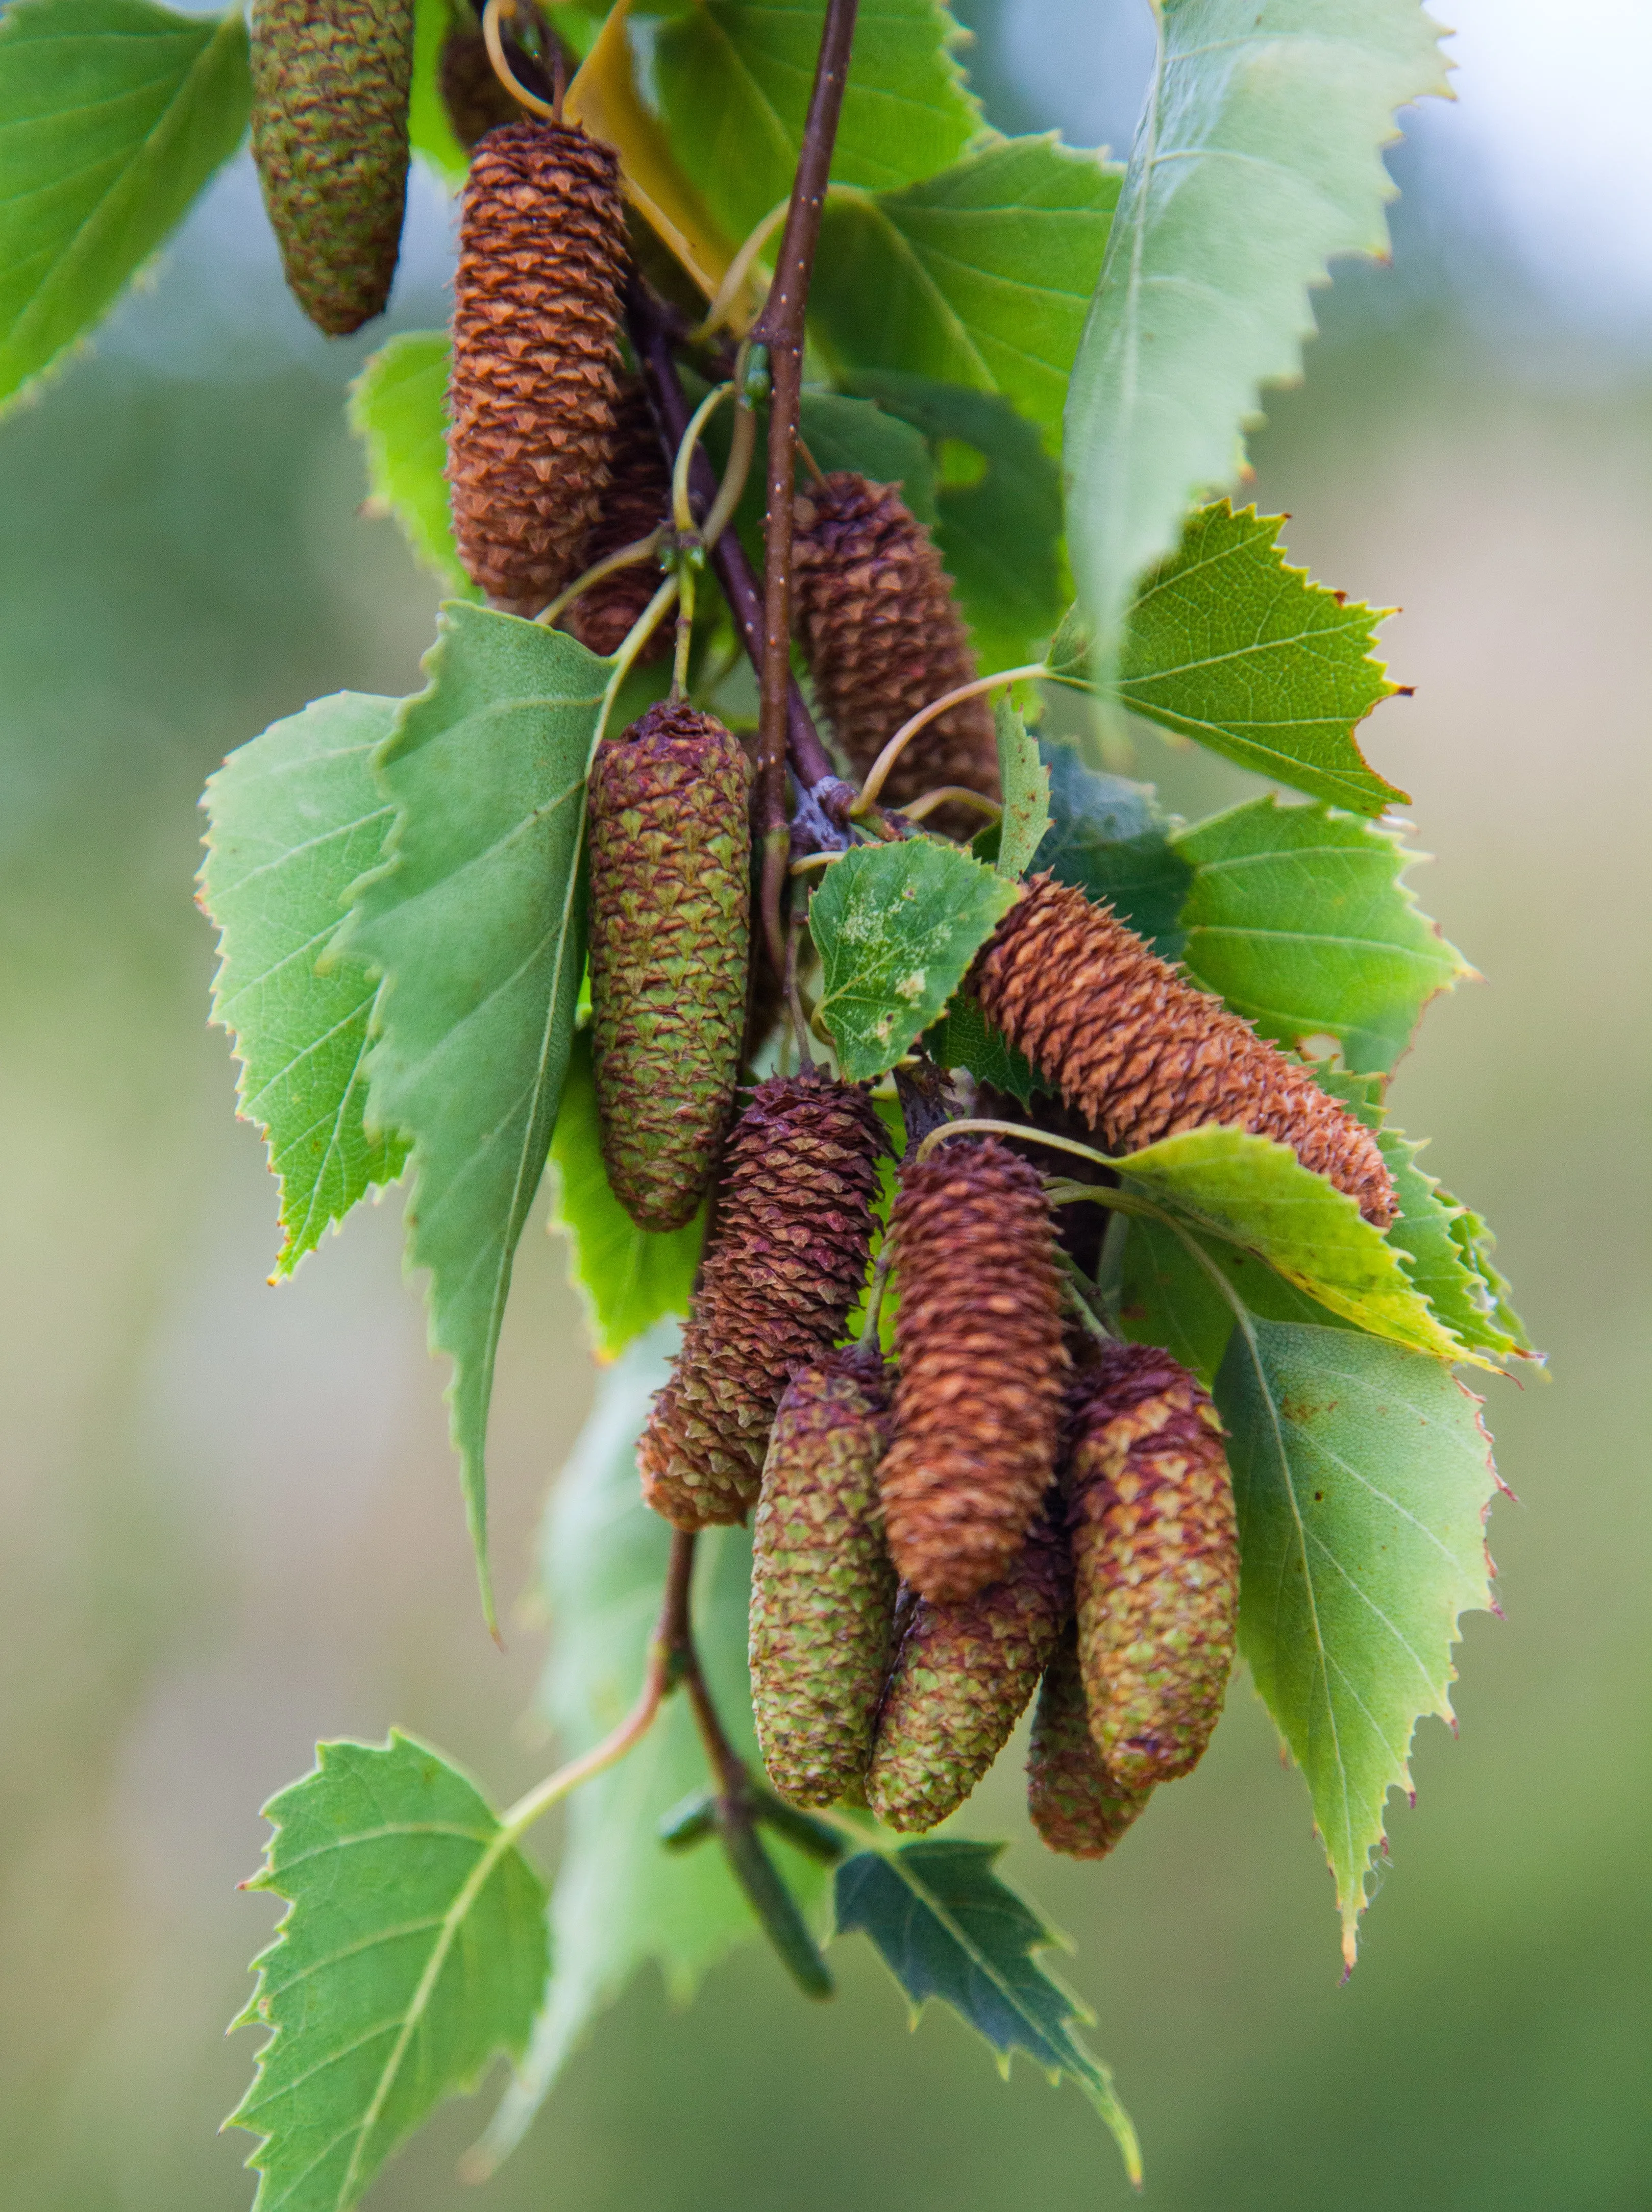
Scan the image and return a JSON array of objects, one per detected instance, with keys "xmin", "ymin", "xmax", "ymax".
[{"xmin": 248, "ymin": 10, "xmax": 1400, "ymax": 1847}]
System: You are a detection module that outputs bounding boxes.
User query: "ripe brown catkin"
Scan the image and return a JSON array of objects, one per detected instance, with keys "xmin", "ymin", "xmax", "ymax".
[
  {"xmin": 561, "ymin": 382, "xmax": 673, "ymax": 659},
  {"xmin": 638, "ymin": 1072, "xmax": 889, "ymax": 1529},
  {"xmin": 879, "ymin": 1137, "xmax": 1068, "ymax": 1602},
  {"xmin": 791, "ymin": 473, "xmax": 999, "ymax": 835},
  {"xmin": 974, "ymin": 874, "xmax": 1396, "ymax": 1225},
  {"xmin": 447, "ymin": 119, "xmax": 628, "ymax": 615}
]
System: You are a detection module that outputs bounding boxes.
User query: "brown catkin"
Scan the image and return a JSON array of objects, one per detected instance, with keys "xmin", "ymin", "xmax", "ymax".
[
  {"xmin": 587, "ymin": 702, "xmax": 752, "ymax": 1232},
  {"xmin": 1067, "ymin": 1340, "xmax": 1239, "ymax": 1789},
  {"xmin": 974, "ymin": 874, "xmax": 1396, "ymax": 1225},
  {"xmin": 749, "ymin": 1353, "xmax": 898, "ymax": 1807},
  {"xmin": 879, "ymin": 1138, "xmax": 1068, "ymax": 1603},
  {"xmin": 250, "ymin": 0, "xmax": 415, "ymax": 337},
  {"xmin": 638, "ymin": 1072, "xmax": 889, "ymax": 1528},
  {"xmin": 447, "ymin": 118, "xmax": 628, "ymax": 615},
  {"xmin": 865, "ymin": 1501, "xmax": 1071, "ymax": 1832},
  {"xmin": 561, "ymin": 382, "xmax": 674, "ymax": 659},
  {"xmin": 1026, "ymin": 1628, "xmax": 1151, "ymax": 1859},
  {"xmin": 791, "ymin": 473, "xmax": 998, "ymax": 835}
]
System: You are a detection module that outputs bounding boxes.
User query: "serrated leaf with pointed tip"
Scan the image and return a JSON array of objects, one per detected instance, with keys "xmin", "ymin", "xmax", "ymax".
[
  {"xmin": 200, "ymin": 693, "xmax": 411, "ymax": 1279},
  {"xmin": 1172, "ymin": 791, "xmax": 1471, "ymax": 1072},
  {"xmin": 809, "ymin": 838, "xmax": 1018, "ymax": 1082},
  {"xmin": 1032, "ymin": 740, "xmax": 1190, "ymax": 951},
  {"xmin": 1109, "ymin": 503, "xmax": 1407, "ymax": 814},
  {"xmin": 547, "ymin": 1032, "xmax": 706, "ymax": 1364},
  {"xmin": 1066, "ymin": 0, "xmax": 1449, "ymax": 659},
  {"xmin": 1116, "ymin": 1125, "xmax": 1478, "ymax": 1366},
  {"xmin": 228, "ymin": 1732, "xmax": 549, "ymax": 2212},
  {"xmin": 339, "ymin": 604, "xmax": 603, "ymax": 1627},
  {"xmin": 835, "ymin": 1840, "xmax": 1140, "ymax": 2181},
  {"xmin": 0, "ymin": 0, "xmax": 252, "ymax": 412},
  {"xmin": 1214, "ymin": 1319, "xmax": 1499, "ymax": 1964},
  {"xmin": 654, "ymin": 0, "xmax": 979, "ymax": 247},
  {"xmin": 468, "ymin": 1328, "xmax": 830, "ymax": 2178},
  {"xmin": 812, "ymin": 136, "xmax": 1121, "ymax": 454},
  {"xmin": 349, "ymin": 331, "xmax": 477, "ymax": 597}
]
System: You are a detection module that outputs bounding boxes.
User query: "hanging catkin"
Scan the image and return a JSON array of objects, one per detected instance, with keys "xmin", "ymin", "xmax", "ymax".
[
  {"xmin": 561, "ymin": 382, "xmax": 674, "ymax": 659},
  {"xmin": 250, "ymin": 0, "xmax": 415, "ymax": 336},
  {"xmin": 749, "ymin": 1353, "xmax": 898, "ymax": 1808},
  {"xmin": 447, "ymin": 118, "xmax": 628, "ymax": 615},
  {"xmin": 791, "ymin": 473, "xmax": 999, "ymax": 833},
  {"xmin": 865, "ymin": 1501, "xmax": 1071, "ymax": 1832},
  {"xmin": 878, "ymin": 1138, "xmax": 1068, "ymax": 1602},
  {"xmin": 587, "ymin": 701, "xmax": 752, "ymax": 1233},
  {"xmin": 973, "ymin": 874, "xmax": 1396, "ymax": 1225},
  {"xmin": 638, "ymin": 1072, "xmax": 888, "ymax": 1528},
  {"xmin": 1066, "ymin": 1340, "xmax": 1239, "ymax": 1789},
  {"xmin": 436, "ymin": 24, "xmax": 521, "ymax": 154},
  {"xmin": 1026, "ymin": 1628, "xmax": 1151, "ymax": 1859}
]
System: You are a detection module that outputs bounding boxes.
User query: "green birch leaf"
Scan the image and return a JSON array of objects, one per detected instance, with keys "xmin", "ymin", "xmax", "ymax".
[
  {"xmin": 228, "ymin": 1732, "xmax": 549, "ymax": 2212},
  {"xmin": 1065, "ymin": 0, "xmax": 1449, "ymax": 659},
  {"xmin": 0, "ymin": 0, "xmax": 252, "ymax": 411},
  {"xmin": 408, "ymin": 0, "xmax": 469, "ymax": 191},
  {"xmin": 1214, "ymin": 1318, "xmax": 1499, "ymax": 1963},
  {"xmin": 923, "ymin": 992, "xmax": 1041, "ymax": 1107},
  {"xmin": 349, "ymin": 331, "xmax": 477, "ymax": 596},
  {"xmin": 1313, "ymin": 1065, "xmax": 1532, "ymax": 1363},
  {"xmin": 809, "ymin": 838, "xmax": 1018, "ymax": 1082},
  {"xmin": 547, "ymin": 1031, "xmax": 706, "ymax": 1363},
  {"xmin": 469, "ymin": 1329, "xmax": 829, "ymax": 2178},
  {"xmin": 1115, "ymin": 1125, "xmax": 1473, "ymax": 1365},
  {"xmin": 812, "ymin": 136, "xmax": 1121, "ymax": 453},
  {"xmin": 1172, "ymin": 790, "xmax": 1471, "ymax": 1072},
  {"xmin": 835, "ymin": 1840, "xmax": 1140, "ymax": 2181},
  {"xmin": 1116, "ymin": 1213, "xmax": 1353, "ymax": 1387},
  {"xmin": 339, "ymin": 604, "xmax": 603, "ymax": 1626},
  {"xmin": 1111, "ymin": 503, "xmax": 1406, "ymax": 815},
  {"xmin": 653, "ymin": 0, "xmax": 979, "ymax": 245},
  {"xmin": 201, "ymin": 693, "xmax": 411, "ymax": 1278},
  {"xmin": 1033, "ymin": 741, "xmax": 1190, "ymax": 953},
  {"xmin": 840, "ymin": 370, "xmax": 1065, "ymax": 673},
  {"xmin": 797, "ymin": 387, "xmax": 939, "ymax": 521},
  {"xmin": 993, "ymin": 698, "xmax": 1050, "ymax": 879}
]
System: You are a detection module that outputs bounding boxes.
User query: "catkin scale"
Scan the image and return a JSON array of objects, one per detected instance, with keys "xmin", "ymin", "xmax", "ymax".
[
  {"xmin": 250, "ymin": 0, "xmax": 415, "ymax": 337},
  {"xmin": 587, "ymin": 702, "xmax": 753, "ymax": 1233},
  {"xmin": 1026, "ymin": 1629, "xmax": 1151, "ymax": 1859},
  {"xmin": 791, "ymin": 473, "xmax": 999, "ymax": 834},
  {"xmin": 879, "ymin": 1138, "xmax": 1068, "ymax": 1602},
  {"xmin": 865, "ymin": 1503, "xmax": 1071, "ymax": 1832},
  {"xmin": 638, "ymin": 1073, "xmax": 888, "ymax": 1529},
  {"xmin": 974, "ymin": 874, "xmax": 1397, "ymax": 1225},
  {"xmin": 749, "ymin": 1355, "xmax": 898, "ymax": 1807},
  {"xmin": 1067, "ymin": 1341, "xmax": 1240, "ymax": 1789},
  {"xmin": 447, "ymin": 118, "xmax": 629, "ymax": 615}
]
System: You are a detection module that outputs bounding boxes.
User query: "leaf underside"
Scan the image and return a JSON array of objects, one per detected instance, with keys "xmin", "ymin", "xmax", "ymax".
[
  {"xmin": 200, "ymin": 693, "xmax": 411, "ymax": 1277},
  {"xmin": 1065, "ymin": 0, "xmax": 1449, "ymax": 658},
  {"xmin": 229, "ymin": 1732, "xmax": 548, "ymax": 2212},
  {"xmin": 0, "ymin": 0, "xmax": 252, "ymax": 412},
  {"xmin": 340, "ymin": 604, "xmax": 604, "ymax": 1625},
  {"xmin": 1215, "ymin": 1319, "xmax": 1498, "ymax": 1964}
]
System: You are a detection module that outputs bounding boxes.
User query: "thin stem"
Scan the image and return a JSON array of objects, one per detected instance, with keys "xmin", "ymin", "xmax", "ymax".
[
  {"xmin": 590, "ymin": 573, "xmax": 681, "ymax": 753},
  {"xmin": 671, "ymin": 562, "xmax": 696, "ymax": 699},
  {"xmin": 788, "ymin": 848, "xmax": 842, "ymax": 876},
  {"xmin": 898, "ymin": 785, "xmax": 1003, "ymax": 826},
  {"xmin": 672, "ymin": 380, "xmax": 735, "ymax": 538},
  {"xmin": 851, "ymin": 665, "xmax": 1049, "ymax": 818},
  {"xmin": 481, "ymin": 0, "xmax": 556, "ymax": 118},
  {"xmin": 689, "ymin": 195, "xmax": 792, "ymax": 340},
  {"xmin": 857, "ymin": 1240, "xmax": 895, "ymax": 1347},
  {"xmin": 697, "ymin": 383, "xmax": 758, "ymax": 555},
  {"xmin": 751, "ymin": 0, "xmax": 861, "ymax": 961},
  {"xmin": 1058, "ymin": 1251, "xmax": 1117, "ymax": 1342},
  {"xmin": 783, "ymin": 900, "xmax": 815, "ymax": 1067},
  {"xmin": 534, "ymin": 527, "xmax": 665, "ymax": 630},
  {"xmin": 627, "ymin": 289, "xmax": 837, "ymax": 793},
  {"xmin": 913, "ymin": 1115, "xmax": 1118, "ymax": 1171}
]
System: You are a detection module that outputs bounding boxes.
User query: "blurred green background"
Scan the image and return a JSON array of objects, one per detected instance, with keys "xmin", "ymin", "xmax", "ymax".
[{"xmin": 2, "ymin": 4, "xmax": 1648, "ymax": 2206}]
